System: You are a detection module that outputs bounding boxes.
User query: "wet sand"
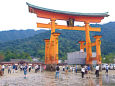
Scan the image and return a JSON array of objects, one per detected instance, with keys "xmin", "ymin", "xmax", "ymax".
[{"xmin": 0, "ymin": 69, "xmax": 115, "ymax": 86}]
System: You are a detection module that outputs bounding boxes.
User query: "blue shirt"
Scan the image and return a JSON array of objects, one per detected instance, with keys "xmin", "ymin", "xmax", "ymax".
[
  {"xmin": 24, "ymin": 66, "xmax": 28, "ymax": 72},
  {"xmin": 13, "ymin": 65, "xmax": 16, "ymax": 69},
  {"xmin": 87, "ymin": 66, "xmax": 91, "ymax": 71}
]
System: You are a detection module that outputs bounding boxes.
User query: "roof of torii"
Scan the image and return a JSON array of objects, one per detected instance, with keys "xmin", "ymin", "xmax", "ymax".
[
  {"xmin": 26, "ymin": 2, "xmax": 109, "ymax": 17},
  {"xmin": 26, "ymin": 2, "xmax": 109, "ymax": 23}
]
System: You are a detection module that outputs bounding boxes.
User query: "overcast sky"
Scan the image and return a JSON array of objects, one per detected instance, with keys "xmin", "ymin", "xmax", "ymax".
[{"xmin": 0, "ymin": 0, "xmax": 114, "ymax": 31}]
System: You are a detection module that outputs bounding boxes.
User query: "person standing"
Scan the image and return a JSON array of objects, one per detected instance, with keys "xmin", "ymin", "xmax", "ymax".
[
  {"xmin": 65, "ymin": 65, "xmax": 69, "ymax": 74},
  {"xmin": 95, "ymin": 64, "xmax": 99, "ymax": 77},
  {"xmin": 12, "ymin": 64, "xmax": 16, "ymax": 73},
  {"xmin": 50, "ymin": 65, "xmax": 53, "ymax": 71},
  {"xmin": 0, "ymin": 65, "xmax": 3, "ymax": 76},
  {"xmin": 2, "ymin": 64, "xmax": 5, "ymax": 74},
  {"xmin": 23, "ymin": 63, "xmax": 28, "ymax": 79},
  {"xmin": 20, "ymin": 65, "xmax": 23, "ymax": 71},
  {"xmin": 105, "ymin": 65, "xmax": 109, "ymax": 74},
  {"xmin": 87, "ymin": 65, "xmax": 91, "ymax": 78},
  {"xmin": 55, "ymin": 64, "xmax": 60, "ymax": 79},
  {"xmin": 75, "ymin": 65, "xmax": 77, "ymax": 73},
  {"xmin": 44, "ymin": 65, "xmax": 46, "ymax": 70},
  {"xmin": 15, "ymin": 65, "xmax": 18, "ymax": 73},
  {"xmin": 81, "ymin": 66, "xmax": 85, "ymax": 78},
  {"xmin": 40, "ymin": 65, "xmax": 42, "ymax": 72},
  {"xmin": 28, "ymin": 65, "xmax": 31, "ymax": 72},
  {"xmin": 70, "ymin": 66, "xmax": 72, "ymax": 72},
  {"xmin": 8, "ymin": 65, "xmax": 12, "ymax": 74},
  {"xmin": 72, "ymin": 66, "xmax": 75, "ymax": 73},
  {"xmin": 35, "ymin": 65, "xmax": 38, "ymax": 73},
  {"xmin": 63, "ymin": 66, "xmax": 65, "ymax": 71}
]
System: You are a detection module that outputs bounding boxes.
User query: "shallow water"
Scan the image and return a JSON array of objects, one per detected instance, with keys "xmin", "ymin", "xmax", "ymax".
[{"xmin": 0, "ymin": 70, "xmax": 115, "ymax": 86}]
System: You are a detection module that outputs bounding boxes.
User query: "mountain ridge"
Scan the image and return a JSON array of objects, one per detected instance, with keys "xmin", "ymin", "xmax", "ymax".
[{"xmin": 0, "ymin": 29, "xmax": 46, "ymax": 42}]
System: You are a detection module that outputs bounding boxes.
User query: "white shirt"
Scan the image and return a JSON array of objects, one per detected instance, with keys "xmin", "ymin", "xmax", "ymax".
[
  {"xmin": 81, "ymin": 68, "xmax": 85, "ymax": 72},
  {"xmin": 35, "ymin": 65, "xmax": 38, "ymax": 69},
  {"xmin": 70, "ymin": 67, "xmax": 72, "ymax": 70},
  {"xmin": 96, "ymin": 66, "xmax": 99, "ymax": 70},
  {"xmin": 72, "ymin": 67, "xmax": 75, "ymax": 70},
  {"xmin": 29, "ymin": 65, "xmax": 31, "ymax": 68},
  {"xmin": 106, "ymin": 66, "xmax": 109, "ymax": 70},
  {"xmin": 20, "ymin": 65, "xmax": 23, "ymax": 68},
  {"xmin": 8, "ymin": 66, "xmax": 12, "ymax": 69},
  {"xmin": 2, "ymin": 65, "xmax": 5, "ymax": 69}
]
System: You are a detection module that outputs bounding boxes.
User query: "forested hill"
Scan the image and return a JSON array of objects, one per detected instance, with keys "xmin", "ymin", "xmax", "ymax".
[
  {"xmin": 0, "ymin": 22, "xmax": 115, "ymax": 61},
  {"xmin": 0, "ymin": 29, "xmax": 46, "ymax": 42}
]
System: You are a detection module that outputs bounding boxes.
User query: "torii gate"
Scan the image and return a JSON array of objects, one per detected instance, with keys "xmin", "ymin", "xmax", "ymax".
[{"xmin": 26, "ymin": 3, "xmax": 108, "ymax": 64}]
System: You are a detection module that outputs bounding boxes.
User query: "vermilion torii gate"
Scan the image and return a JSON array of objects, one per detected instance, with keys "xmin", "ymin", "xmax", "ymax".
[{"xmin": 26, "ymin": 3, "xmax": 108, "ymax": 64}]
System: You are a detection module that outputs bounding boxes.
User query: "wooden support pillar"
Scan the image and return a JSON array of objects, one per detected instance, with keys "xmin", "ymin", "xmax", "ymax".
[
  {"xmin": 44, "ymin": 39, "xmax": 50, "ymax": 64},
  {"xmin": 52, "ymin": 32, "xmax": 61, "ymax": 64},
  {"xmin": 93, "ymin": 35, "xmax": 102, "ymax": 64},
  {"xmin": 85, "ymin": 21, "xmax": 92, "ymax": 64},
  {"xmin": 49, "ymin": 18, "xmax": 56, "ymax": 64},
  {"xmin": 78, "ymin": 41, "xmax": 85, "ymax": 52}
]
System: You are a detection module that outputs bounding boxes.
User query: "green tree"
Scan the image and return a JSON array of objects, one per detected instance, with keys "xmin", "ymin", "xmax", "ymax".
[
  {"xmin": 102, "ymin": 53, "xmax": 115, "ymax": 63},
  {"xmin": 0, "ymin": 53, "xmax": 4, "ymax": 62}
]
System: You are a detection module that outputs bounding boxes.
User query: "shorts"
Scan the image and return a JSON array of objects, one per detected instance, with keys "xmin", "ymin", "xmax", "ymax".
[
  {"xmin": 106, "ymin": 69, "xmax": 108, "ymax": 73},
  {"xmin": 24, "ymin": 71, "xmax": 27, "ymax": 75}
]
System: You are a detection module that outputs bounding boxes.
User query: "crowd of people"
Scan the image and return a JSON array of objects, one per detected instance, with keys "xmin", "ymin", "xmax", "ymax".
[
  {"xmin": 0, "ymin": 63, "xmax": 46, "ymax": 79},
  {"xmin": 0, "ymin": 63, "xmax": 108, "ymax": 79},
  {"xmin": 55, "ymin": 64, "xmax": 104, "ymax": 79}
]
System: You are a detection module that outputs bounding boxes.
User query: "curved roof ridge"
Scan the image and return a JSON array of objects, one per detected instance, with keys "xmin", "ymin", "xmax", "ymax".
[{"xmin": 26, "ymin": 2, "xmax": 109, "ymax": 17}]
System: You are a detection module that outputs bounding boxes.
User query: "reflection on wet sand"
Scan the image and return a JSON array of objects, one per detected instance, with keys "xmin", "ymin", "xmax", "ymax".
[
  {"xmin": 0, "ymin": 70, "xmax": 115, "ymax": 86},
  {"xmin": 87, "ymin": 73, "xmax": 115, "ymax": 86},
  {"xmin": 87, "ymin": 77, "xmax": 95, "ymax": 86}
]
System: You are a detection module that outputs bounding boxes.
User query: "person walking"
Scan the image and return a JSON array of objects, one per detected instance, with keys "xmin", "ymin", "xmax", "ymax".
[
  {"xmin": 81, "ymin": 66, "xmax": 85, "ymax": 78},
  {"xmin": 95, "ymin": 64, "xmax": 99, "ymax": 77},
  {"xmin": 55, "ymin": 64, "xmax": 60, "ymax": 79}
]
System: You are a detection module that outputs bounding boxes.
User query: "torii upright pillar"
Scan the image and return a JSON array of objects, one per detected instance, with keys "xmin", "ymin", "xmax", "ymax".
[
  {"xmin": 52, "ymin": 32, "xmax": 61, "ymax": 64},
  {"xmin": 85, "ymin": 22, "xmax": 92, "ymax": 64},
  {"xmin": 94, "ymin": 35, "xmax": 102, "ymax": 64},
  {"xmin": 44, "ymin": 39, "xmax": 50, "ymax": 64},
  {"xmin": 47, "ymin": 18, "xmax": 61, "ymax": 64}
]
